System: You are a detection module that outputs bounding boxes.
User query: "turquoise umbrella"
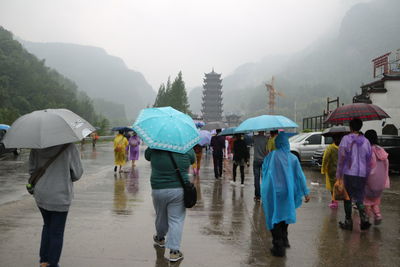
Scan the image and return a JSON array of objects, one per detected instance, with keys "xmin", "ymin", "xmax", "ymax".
[
  {"xmin": 132, "ymin": 107, "xmax": 200, "ymax": 154},
  {"xmin": 218, "ymin": 127, "xmax": 237, "ymax": 136},
  {"xmin": 235, "ymin": 115, "xmax": 298, "ymax": 133}
]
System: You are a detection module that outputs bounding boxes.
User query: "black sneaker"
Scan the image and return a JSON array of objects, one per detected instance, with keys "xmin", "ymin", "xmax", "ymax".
[
  {"xmin": 360, "ymin": 221, "xmax": 371, "ymax": 230},
  {"xmin": 169, "ymin": 250, "xmax": 184, "ymax": 262},
  {"xmin": 153, "ymin": 235, "xmax": 165, "ymax": 248},
  {"xmin": 339, "ymin": 219, "xmax": 353, "ymax": 231}
]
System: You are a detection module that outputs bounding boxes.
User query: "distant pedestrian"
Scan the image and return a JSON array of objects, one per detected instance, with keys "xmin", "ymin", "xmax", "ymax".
[
  {"xmin": 90, "ymin": 131, "xmax": 99, "ymax": 147},
  {"xmin": 336, "ymin": 118, "xmax": 372, "ymax": 231},
  {"xmin": 252, "ymin": 131, "xmax": 268, "ymax": 201},
  {"xmin": 114, "ymin": 130, "xmax": 129, "ymax": 173},
  {"xmin": 127, "ymin": 131, "xmax": 141, "ymax": 168},
  {"xmin": 267, "ymin": 130, "xmax": 278, "ymax": 152},
  {"xmin": 145, "ymin": 148, "xmax": 195, "ymax": 262},
  {"xmin": 364, "ymin": 129, "xmax": 390, "ymax": 225},
  {"xmin": 192, "ymin": 144, "xmax": 203, "ymax": 176},
  {"xmin": 321, "ymin": 134, "xmax": 344, "ymax": 209},
  {"xmin": 261, "ymin": 133, "xmax": 310, "ymax": 257},
  {"xmin": 210, "ymin": 129, "xmax": 225, "ymax": 179},
  {"xmin": 231, "ymin": 134, "xmax": 250, "ymax": 187},
  {"xmin": 29, "ymin": 143, "xmax": 83, "ymax": 267}
]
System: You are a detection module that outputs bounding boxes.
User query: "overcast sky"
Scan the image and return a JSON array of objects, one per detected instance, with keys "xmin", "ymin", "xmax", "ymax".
[{"xmin": 0, "ymin": 0, "xmax": 367, "ymax": 89}]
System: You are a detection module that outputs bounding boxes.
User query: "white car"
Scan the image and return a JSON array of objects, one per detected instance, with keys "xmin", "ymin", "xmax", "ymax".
[{"xmin": 289, "ymin": 132, "xmax": 333, "ymax": 162}]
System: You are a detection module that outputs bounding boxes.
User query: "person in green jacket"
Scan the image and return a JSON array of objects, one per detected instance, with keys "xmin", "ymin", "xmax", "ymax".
[{"xmin": 145, "ymin": 148, "xmax": 195, "ymax": 262}]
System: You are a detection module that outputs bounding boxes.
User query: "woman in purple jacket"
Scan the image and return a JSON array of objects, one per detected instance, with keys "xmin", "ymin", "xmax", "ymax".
[{"xmin": 336, "ymin": 118, "xmax": 372, "ymax": 231}]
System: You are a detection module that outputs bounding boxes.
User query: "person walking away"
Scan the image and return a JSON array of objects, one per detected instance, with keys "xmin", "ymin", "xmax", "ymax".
[
  {"xmin": 127, "ymin": 131, "xmax": 141, "ymax": 168},
  {"xmin": 210, "ymin": 129, "xmax": 225, "ymax": 179},
  {"xmin": 252, "ymin": 131, "xmax": 268, "ymax": 201},
  {"xmin": 267, "ymin": 130, "xmax": 278, "ymax": 152},
  {"xmin": 192, "ymin": 144, "xmax": 203, "ymax": 176},
  {"xmin": 231, "ymin": 134, "xmax": 250, "ymax": 187},
  {"xmin": 114, "ymin": 130, "xmax": 129, "ymax": 173},
  {"xmin": 261, "ymin": 133, "xmax": 310, "ymax": 257},
  {"xmin": 227, "ymin": 136, "xmax": 235, "ymax": 159},
  {"xmin": 91, "ymin": 131, "xmax": 99, "ymax": 147},
  {"xmin": 145, "ymin": 148, "xmax": 195, "ymax": 262},
  {"xmin": 336, "ymin": 118, "xmax": 372, "ymax": 231},
  {"xmin": 364, "ymin": 129, "xmax": 390, "ymax": 225},
  {"xmin": 321, "ymin": 134, "xmax": 344, "ymax": 209},
  {"xmin": 29, "ymin": 143, "xmax": 83, "ymax": 267}
]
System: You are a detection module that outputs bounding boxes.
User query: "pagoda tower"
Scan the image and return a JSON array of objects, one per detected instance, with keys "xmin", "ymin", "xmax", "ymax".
[{"xmin": 201, "ymin": 69, "xmax": 223, "ymax": 122}]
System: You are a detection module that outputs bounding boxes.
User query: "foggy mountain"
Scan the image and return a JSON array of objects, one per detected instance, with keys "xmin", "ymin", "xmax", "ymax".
[
  {"xmin": 189, "ymin": 0, "xmax": 400, "ymax": 124},
  {"xmin": 21, "ymin": 41, "xmax": 156, "ymax": 122}
]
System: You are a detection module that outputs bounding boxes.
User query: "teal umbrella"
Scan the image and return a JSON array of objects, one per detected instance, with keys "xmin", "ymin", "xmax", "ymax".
[
  {"xmin": 235, "ymin": 115, "xmax": 298, "ymax": 133},
  {"xmin": 218, "ymin": 127, "xmax": 237, "ymax": 136},
  {"xmin": 132, "ymin": 107, "xmax": 200, "ymax": 154}
]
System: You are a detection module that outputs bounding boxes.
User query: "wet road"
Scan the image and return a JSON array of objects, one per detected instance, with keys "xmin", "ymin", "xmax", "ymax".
[{"xmin": 0, "ymin": 142, "xmax": 399, "ymax": 267}]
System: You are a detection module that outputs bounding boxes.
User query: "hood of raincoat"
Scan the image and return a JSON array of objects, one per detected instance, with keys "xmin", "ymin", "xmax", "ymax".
[
  {"xmin": 275, "ymin": 133, "xmax": 291, "ymax": 152},
  {"xmin": 373, "ymin": 145, "xmax": 388, "ymax": 161},
  {"xmin": 345, "ymin": 133, "xmax": 368, "ymax": 152}
]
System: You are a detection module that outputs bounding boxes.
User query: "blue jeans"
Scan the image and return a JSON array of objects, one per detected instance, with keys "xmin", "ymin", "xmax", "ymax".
[
  {"xmin": 253, "ymin": 160, "xmax": 263, "ymax": 198},
  {"xmin": 39, "ymin": 207, "xmax": 68, "ymax": 267},
  {"xmin": 152, "ymin": 188, "xmax": 186, "ymax": 250}
]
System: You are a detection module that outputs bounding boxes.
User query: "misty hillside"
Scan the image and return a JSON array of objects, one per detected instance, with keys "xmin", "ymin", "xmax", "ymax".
[
  {"xmin": 21, "ymin": 41, "xmax": 156, "ymax": 121},
  {"xmin": 189, "ymin": 0, "xmax": 400, "ymax": 124},
  {"xmin": 0, "ymin": 27, "xmax": 102, "ymax": 126}
]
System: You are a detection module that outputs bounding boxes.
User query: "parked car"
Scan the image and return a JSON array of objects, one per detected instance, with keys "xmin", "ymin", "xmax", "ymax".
[
  {"xmin": 0, "ymin": 129, "xmax": 19, "ymax": 156},
  {"xmin": 289, "ymin": 132, "xmax": 333, "ymax": 162},
  {"xmin": 311, "ymin": 135, "xmax": 400, "ymax": 172}
]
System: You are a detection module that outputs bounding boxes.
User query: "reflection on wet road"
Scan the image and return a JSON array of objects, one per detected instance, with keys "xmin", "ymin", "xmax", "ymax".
[{"xmin": 0, "ymin": 142, "xmax": 399, "ymax": 266}]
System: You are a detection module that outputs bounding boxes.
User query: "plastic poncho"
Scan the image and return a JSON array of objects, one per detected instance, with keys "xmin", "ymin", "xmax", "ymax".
[
  {"xmin": 321, "ymin": 143, "xmax": 338, "ymax": 192},
  {"xmin": 365, "ymin": 145, "xmax": 390, "ymax": 198},
  {"xmin": 261, "ymin": 133, "xmax": 310, "ymax": 230},
  {"xmin": 114, "ymin": 134, "xmax": 129, "ymax": 165}
]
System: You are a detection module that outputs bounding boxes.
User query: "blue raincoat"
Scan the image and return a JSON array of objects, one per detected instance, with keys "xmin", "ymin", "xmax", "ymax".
[{"xmin": 261, "ymin": 133, "xmax": 310, "ymax": 230}]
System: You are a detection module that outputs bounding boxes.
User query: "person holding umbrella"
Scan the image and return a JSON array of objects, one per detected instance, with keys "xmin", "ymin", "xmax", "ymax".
[
  {"xmin": 3, "ymin": 109, "xmax": 94, "ymax": 267},
  {"xmin": 127, "ymin": 131, "xmax": 141, "ymax": 168},
  {"xmin": 113, "ymin": 130, "xmax": 129, "ymax": 173},
  {"xmin": 336, "ymin": 118, "xmax": 372, "ymax": 231},
  {"xmin": 231, "ymin": 134, "xmax": 250, "ymax": 187},
  {"xmin": 210, "ymin": 129, "xmax": 226, "ymax": 179},
  {"xmin": 133, "ymin": 107, "xmax": 199, "ymax": 262}
]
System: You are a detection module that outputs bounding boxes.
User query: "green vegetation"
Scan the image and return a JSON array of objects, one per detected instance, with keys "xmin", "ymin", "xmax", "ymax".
[
  {"xmin": 153, "ymin": 71, "xmax": 191, "ymax": 115},
  {"xmin": 0, "ymin": 27, "xmax": 109, "ymax": 133}
]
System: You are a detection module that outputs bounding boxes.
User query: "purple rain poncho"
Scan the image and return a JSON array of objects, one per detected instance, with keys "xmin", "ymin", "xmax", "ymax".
[
  {"xmin": 261, "ymin": 133, "xmax": 310, "ymax": 230},
  {"xmin": 336, "ymin": 133, "xmax": 372, "ymax": 179},
  {"xmin": 127, "ymin": 135, "xmax": 141, "ymax": 161}
]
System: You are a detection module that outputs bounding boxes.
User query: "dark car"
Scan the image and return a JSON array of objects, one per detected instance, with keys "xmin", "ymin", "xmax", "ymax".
[
  {"xmin": 0, "ymin": 129, "xmax": 19, "ymax": 156},
  {"xmin": 311, "ymin": 135, "xmax": 400, "ymax": 172}
]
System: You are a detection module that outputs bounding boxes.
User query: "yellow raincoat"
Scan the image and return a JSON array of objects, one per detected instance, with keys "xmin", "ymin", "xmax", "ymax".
[
  {"xmin": 114, "ymin": 134, "xmax": 128, "ymax": 166},
  {"xmin": 321, "ymin": 143, "xmax": 339, "ymax": 192}
]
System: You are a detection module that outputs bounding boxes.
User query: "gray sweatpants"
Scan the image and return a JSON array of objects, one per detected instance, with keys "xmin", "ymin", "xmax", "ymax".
[{"xmin": 152, "ymin": 188, "xmax": 186, "ymax": 250}]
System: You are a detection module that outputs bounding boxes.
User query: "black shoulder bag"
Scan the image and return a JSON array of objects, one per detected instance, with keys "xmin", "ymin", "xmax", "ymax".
[
  {"xmin": 168, "ymin": 152, "xmax": 197, "ymax": 208},
  {"xmin": 26, "ymin": 143, "xmax": 70, "ymax": 195}
]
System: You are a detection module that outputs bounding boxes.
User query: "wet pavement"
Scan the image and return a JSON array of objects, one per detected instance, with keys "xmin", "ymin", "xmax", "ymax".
[{"xmin": 0, "ymin": 142, "xmax": 399, "ymax": 267}]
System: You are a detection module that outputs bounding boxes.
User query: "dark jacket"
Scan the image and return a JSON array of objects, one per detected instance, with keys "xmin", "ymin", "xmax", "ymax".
[
  {"xmin": 233, "ymin": 139, "xmax": 250, "ymax": 162},
  {"xmin": 210, "ymin": 135, "xmax": 225, "ymax": 155}
]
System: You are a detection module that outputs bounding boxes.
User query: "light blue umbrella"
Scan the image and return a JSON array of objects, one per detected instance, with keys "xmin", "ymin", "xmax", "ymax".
[
  {"xmin": 235, "ymin": 115, "xmax": 298, "ymax": 133},
  {"xmin": 218, "ymin": 127, "xmax": 237, "ymax": 136},
  {"xmin": 0, "ymin": 124, "xmax": 10, "ymax": 130},
  {"xmin": 198, "ymin": 130, "xmax": 211, "ymax": 146},
  {"xmin": 132, "ymin": 107, "xmax": 200, "ymax": 154}
]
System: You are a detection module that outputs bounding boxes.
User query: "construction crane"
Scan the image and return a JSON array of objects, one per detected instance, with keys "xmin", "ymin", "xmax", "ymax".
[{"xmin": 265, "ymin": 76, "xmax": 285, "ymax": 115}]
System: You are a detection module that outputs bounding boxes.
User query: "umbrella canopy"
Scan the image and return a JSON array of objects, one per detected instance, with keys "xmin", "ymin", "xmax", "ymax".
[
  {"xmin": 324, "ymin": 103, "xmax": 390, "ymax": 124},
  {"xmin": 111, "ymin": 126, "xmax": 134, "ymax": 132},
  {"xmin": 202, "ymin": 121, "xmax": 227, "ymax": 131},
  {"xmin": 132, "ymin": 107, "xmax": 200, "ymax": 154},
  {"xmin": 218, "ymin": 127, "xmax": 237, "ymax": 136},
  {"xmin": 3, "ymin": 109, "xmax": 95, "ymax": 149},
  {"xmin": 194, "ymin": 120, "xmax": 205, "ymax": 128},
  {"xmin": 0, "ymin": 124, "xmax": 10, "ymax": 131},
  {"xmin": 235, "ymin": 115, "xmax": 298, "ymax": 133},
  {"xmin": 198, "ymin": 130, "xmax": 212, "ymax": 146},
  {"xmin": 322, "ymin": 126, "xmax": 350, "ymax": 137}
]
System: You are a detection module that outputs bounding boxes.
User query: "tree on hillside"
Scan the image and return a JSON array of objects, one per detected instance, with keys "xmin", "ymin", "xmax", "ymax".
[{"xmin": 153, "ymin": 72, "xmax": 191, "ymax": 114}]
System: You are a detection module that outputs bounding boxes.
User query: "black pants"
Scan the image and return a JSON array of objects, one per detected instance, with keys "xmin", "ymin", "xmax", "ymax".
[
  {"xmin": 233, "ymin": 163, "xmax": 245, "ymax": 184},
  {"xmin": 270, "ymin": 221, "xmax": 288, "ymax": 247},
  {"xmin": 39, "ymin": 207, "xmax": 68, "ymax": 267},
  {"xmin": 212, "ymin": 152, "xmax": 223, "ymax": 178}
]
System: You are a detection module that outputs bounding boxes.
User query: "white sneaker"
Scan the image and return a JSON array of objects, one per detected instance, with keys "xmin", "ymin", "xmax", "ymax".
[
  {"xmin": 230, "ymin": 181, "xmax": 236, "ymax": 186},
  {"xmin": 240, "ymin": 184, "xmax": 245, "ymax": 187}
]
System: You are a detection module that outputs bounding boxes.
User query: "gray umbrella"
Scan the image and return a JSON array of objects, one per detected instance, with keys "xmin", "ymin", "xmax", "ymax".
[
  {"xmin": 322, "ymin": 126, "xmax": 350, "ymax": 136},
  {"xmin": 3, "ymin": 109, "xmax": 95, "ymax": 149},
  {"xmin": 202, "ymin": 121, "xmax": 227, "ymax": 131}
]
